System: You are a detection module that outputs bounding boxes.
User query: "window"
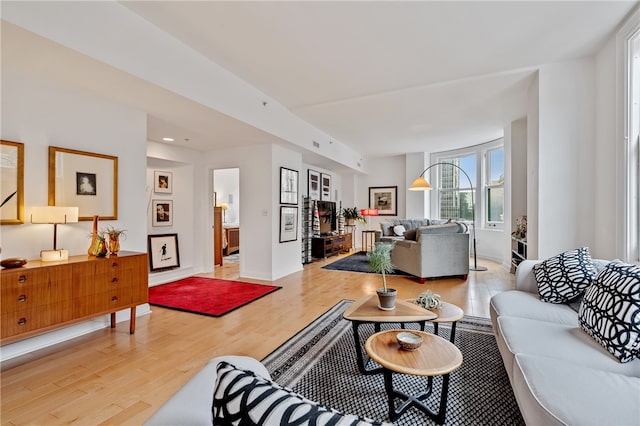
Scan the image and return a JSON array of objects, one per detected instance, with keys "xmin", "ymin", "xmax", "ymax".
[
  {"xmin": 438, "ymin": 155, "xmax": 476, "ymax": 221},
  {"xmin": 432, "ymin": 139, "xmax": 504, "ymax": 229},
  {"xmin": 621, "ymin": 13, "xmax": 640, "ymax": 262},
  {"xmin": 486, "ymin": 147, "xmax": 505, "ymax": 227}
]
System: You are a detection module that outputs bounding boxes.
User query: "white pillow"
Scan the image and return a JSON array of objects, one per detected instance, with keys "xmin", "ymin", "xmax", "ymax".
[{"xmin": 393, "ymin": 225, "xmax": 406, "ymax": 236}]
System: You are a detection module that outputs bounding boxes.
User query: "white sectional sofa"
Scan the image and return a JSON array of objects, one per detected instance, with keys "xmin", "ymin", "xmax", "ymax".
[{"xmin": 490, "ymin": 260, "xmax": 640, "ymax": 425}]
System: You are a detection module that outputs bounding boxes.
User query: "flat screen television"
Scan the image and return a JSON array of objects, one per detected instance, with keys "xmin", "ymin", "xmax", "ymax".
[{"xmin": 316, "ymin": 200, "xmax": 336, "ymax": 236}]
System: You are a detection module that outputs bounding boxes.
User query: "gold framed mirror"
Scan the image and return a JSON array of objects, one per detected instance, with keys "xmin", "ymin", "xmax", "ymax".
[{"xmin": 1, "ymin": 140, "xmax": 25, "ymax": 224}]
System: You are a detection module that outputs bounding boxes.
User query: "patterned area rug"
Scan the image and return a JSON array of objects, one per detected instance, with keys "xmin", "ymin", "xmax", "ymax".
[
  {"xmin": 262, "ymin": 300, "xmax": 524, "ymax": 426},
  {"xmin": 322, "ymin": 252, "xmax": 409, "ymax": 275},
  {"xmin": 149, "ymin": 277, "xmax": 280, "ymax": 317}
]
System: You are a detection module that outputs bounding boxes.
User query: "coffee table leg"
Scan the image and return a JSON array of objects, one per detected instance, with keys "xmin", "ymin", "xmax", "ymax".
[
  {"xmin": 382, "ymin": 369, "xmax": 452, "ymax": 425},
  {"xmin": 449, "ymin": 321, "xmax": 457, "ymax": 343},
  {"xmin": 352, "ymin": 322, "xmax": 382, "ymax": 375}
]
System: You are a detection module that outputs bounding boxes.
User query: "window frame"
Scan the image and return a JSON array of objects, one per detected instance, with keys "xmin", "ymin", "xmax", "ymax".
[
  {"xmin": 431, "ymin": 138, "xmax": 504, "ymax": 230},
  {"xmin": 485, "ymin": 145, "xmax": 505, "ymax": 230}
]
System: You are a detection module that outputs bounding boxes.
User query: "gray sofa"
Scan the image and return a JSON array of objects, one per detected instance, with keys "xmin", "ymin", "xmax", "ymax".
[
  {"xmin": 490, "ymin": 260, "xmax": 640, "ymax": 425},
  {"xmin": 377, "ymin": 219, "xmax": 470, "ymax": 282}
]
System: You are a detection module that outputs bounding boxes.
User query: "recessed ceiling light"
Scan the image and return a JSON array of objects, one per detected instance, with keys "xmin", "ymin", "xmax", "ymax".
[{"xmin": 162, "ymin": 137, "xmax": 174, "ymax": 142}]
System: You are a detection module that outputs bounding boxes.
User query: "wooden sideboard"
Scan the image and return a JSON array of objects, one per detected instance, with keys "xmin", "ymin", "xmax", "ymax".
[
  {"xmin": 312, "ymin": 234, "xmax": 352, "ymax": 259},
  {"xmin": 0, "ymin": 251, "xmax": 148, "ymax": 345}
]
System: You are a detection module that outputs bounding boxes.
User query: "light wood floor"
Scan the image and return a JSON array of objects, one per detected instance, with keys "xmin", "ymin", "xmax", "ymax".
[{"xmin": 1, "ymin": 254, "xmax": 513, "ymax": 425}]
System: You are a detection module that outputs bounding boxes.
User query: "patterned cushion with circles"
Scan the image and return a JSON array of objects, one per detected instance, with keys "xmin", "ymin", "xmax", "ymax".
[
  {"xmin": 212, "ymin": 361, "xmax": 385, "ymax": 425},
  {"xmin": 533, "ymin": 247, "xmax": 598, "ymax": 303},
  {"xmin": 578, "ymin": 262, "xmax": 640, "ymax": 363}
]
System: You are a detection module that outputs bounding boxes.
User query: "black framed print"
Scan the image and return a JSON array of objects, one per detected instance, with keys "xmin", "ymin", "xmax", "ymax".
[
  {"xmin": 279, "ymin": 206, "xmax": 298, "ymax": 243},
  {"xmin": 280, "ymin": 167, "xmax": 298, "ymax": 205},
  {"xmin": 321, "ymin": 173, "xmax": 331, "ymax": 200},
  {"xmin": 148, "ymin": 233, "xmax": 180, "ymax": 272},
  {"xmin": 308, "ymin": 169, "xmax": 321, "ymax": 200},
  {"xmin": 369, "ymin": 186, "xmax": 398, "ymax": 216}
]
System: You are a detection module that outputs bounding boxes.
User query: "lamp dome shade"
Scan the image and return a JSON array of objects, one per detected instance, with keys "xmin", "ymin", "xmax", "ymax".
[
  {"xmin": 408, "ymin": 176, "xmax": 433, "ymax": 191},
  {"xmin": 30, "ymin": 206, "xmax": 79, "ymax": 224},
  {"xmin": 360, "ymin": 208, "xmax": 379, "ymax": 216}
]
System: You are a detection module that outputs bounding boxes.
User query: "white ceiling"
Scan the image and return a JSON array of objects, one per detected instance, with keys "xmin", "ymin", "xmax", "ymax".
[
  {"xmin": 122, "ymin": 1, "xmax": 637, "ymax": 158},
  {"xmin": 3, "ymin": 1, "xmax": 638, "ymax": 164}
]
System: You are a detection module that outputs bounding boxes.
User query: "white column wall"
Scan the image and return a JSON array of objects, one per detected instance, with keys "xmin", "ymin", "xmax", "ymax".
[{"xmin": 537, "ymin": 59, "xmax": 596, "ymax": 258}]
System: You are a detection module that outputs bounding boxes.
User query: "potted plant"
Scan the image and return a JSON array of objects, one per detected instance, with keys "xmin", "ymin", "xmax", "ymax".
[
  {"xmin": 342, "ymin": 207, "xmax": 367, "ymax": 226},
  {"xmin": 368, "ymin": 242, "xmax": 397, "ymax": 310}
]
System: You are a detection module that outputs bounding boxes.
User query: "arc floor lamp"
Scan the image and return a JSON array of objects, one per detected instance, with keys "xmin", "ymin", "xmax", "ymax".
[{"xmin": 409, "ymin": 162, "xmax": 487, "ymax": 271}]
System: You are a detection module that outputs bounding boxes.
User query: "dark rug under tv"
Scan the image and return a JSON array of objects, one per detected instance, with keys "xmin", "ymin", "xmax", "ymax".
[
  {"xmin": 262, "ymin": 300, "xmax": 524, "ymax": 426},
  {"xmin": 322, "ymin": 251, "xmax": 409, "ymax": 275}
]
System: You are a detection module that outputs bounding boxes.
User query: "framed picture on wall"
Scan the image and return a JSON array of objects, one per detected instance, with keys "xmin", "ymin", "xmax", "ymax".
[
  {"xmin": 280, "ymin": 167, "xmax": 298, "ymax": 205},
  {"xmin": 154, "ymin": 171, "xmax": 172, "ymax": 194},
  {"xmin": 369, "ymin": 186, "xmax": 398, "ymax": 216},
  {"xmin": 148, "ymin": 233, "xmax": 180, "ymax": 272},
  {"xmin": 308, "ymin": 169, "xmax": 321, "ymax": 200},
  {"xmin": 152, "ymin": 199, "xmax": 173, "ymax": 226},
  {"xmin": 279, "ymin": 206, "xmax": 298, "ymax": 243},
  {"xmin": 321, "ymin": 173, "xmax": 331, "ymax": 200},
  {"xmin": 0, "ymin": 140, "xmax": 24, "ymax": 224},
  {"xmin": 49, "ymin": 146, "xmax": 118, "ymax": 220}
]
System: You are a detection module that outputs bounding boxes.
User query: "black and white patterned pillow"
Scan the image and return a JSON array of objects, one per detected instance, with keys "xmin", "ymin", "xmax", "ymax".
[
  {"xmin": 578, "ymin": 262, "xmax": 640, "ymax": 363},
  {"xmin": 533, "ymin": 247, "xmax": 598, "ymax": 303},
  {"xmin": 212, "ymin": 361, "xmax": 385, "ymax": 425}
]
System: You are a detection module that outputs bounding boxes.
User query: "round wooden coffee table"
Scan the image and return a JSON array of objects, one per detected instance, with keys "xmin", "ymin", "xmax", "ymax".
[{"xmin": 365, "ymin": 329, "xmax": 463, "ymax": 424}]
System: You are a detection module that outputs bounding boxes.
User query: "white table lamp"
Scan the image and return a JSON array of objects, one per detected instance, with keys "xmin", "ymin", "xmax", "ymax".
[{"xmin": 30, "ymin": 206, "xmax": 79, "ymax": 261}]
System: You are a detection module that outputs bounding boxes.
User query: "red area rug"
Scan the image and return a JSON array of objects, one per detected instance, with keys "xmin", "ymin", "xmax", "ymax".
[{"xmin": 148, "ymin": 277, "xmax": 281, "ymax": 317}]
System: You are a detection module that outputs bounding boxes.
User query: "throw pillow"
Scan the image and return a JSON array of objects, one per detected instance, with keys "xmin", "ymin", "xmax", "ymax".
[
  {"xmin": 393, "ymin": 225, "xmax": 406, "ymax": 236},
  {"xmin": 212, "ymin": 361, "xmax": 385, "ymax": 425},
  {"xmin": 578, "ymin": 262, "xmax": 640, "ymax": 363},
  {"xmin": 533, "ymin": 247, "xmax": 597, "ymax": 304},
  {"xmin": 404, "ymin": 228, "xmax": 418, "ymax": 241}
]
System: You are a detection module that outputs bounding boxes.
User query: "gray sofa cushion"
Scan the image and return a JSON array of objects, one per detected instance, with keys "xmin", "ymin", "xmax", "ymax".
[
  {"xmin": 579, "ymin": 261, "xmax": 640, "ymax": 363},
  {"xmin": 512, "ymin": 354, "xmax": 640, "ymax": 426},
  {"xmin": 490, "ymin": 290, "xmax": 578, "ymax": 328},
  {"xmin": 497, "ymin": 316, "xmax": 640, "ymax": 377}
]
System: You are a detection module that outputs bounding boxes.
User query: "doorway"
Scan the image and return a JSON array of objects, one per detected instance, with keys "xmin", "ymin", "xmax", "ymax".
[{"xmin": 213, "ymin": 168, "xmax": 240, "ymax": 265}]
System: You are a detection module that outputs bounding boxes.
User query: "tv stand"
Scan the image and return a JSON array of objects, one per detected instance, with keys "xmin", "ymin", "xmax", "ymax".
[{"xmin": 312, "ymin": 234, "xmax": 352, "ymax": 259}]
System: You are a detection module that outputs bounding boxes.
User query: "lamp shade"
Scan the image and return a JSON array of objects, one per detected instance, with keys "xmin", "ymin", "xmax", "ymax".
[
  {"xmin": 360, "ymin": 208, "xmax": 379, "ymax": 217},
  {"xmin": 31, "ymin": 206, "xmax": 79, "ymax": 224},
  {"xmin": 408, "ymin": 176, "xmax": 433, "ymax": 191}
]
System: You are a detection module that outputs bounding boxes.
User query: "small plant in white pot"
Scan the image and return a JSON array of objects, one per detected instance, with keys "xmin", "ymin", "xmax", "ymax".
[{"xmin": 368, "ymin": 242, "xmax": 397, "ymax": 310}]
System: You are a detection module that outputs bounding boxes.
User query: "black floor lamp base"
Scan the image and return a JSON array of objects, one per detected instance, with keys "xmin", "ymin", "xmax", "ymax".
[{"xmin": 470, "ymin": 266, "xmax": 488, "ymax": 271}]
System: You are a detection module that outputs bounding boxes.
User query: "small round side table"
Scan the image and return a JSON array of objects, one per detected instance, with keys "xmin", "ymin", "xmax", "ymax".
[{"xmin": 365, "ymin": 329, "xmax": 463, "ymax": 424}]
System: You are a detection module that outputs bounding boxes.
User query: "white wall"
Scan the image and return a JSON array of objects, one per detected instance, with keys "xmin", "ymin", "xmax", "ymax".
[
  {"xmin": 362, "ymin": 156, "xmax": 406, "ymax": 234},
  {"xmin": 526, "ymin": 74, "xmax": 540, "ymax": 259},
  {"xmin": 0, "ymin": 69, "xmax": 149, "ymax": 360},
  {"xmin": 537, "ymin": 59, "xmax": 596, "ymax": 258},
  {"xmin": 594, "ymin": 34, "xmax": 621, "ymax": 259}
]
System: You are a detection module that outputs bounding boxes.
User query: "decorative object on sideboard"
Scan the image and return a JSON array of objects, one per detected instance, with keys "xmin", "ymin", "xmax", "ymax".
[
  {"xmin": 30, "ymin": 206, "xmax": 79, "ymax": 261},
  {"xmin": 102, "ymin": 226, "xmax": 126, "ymax": 255},
  {"xmin": 512, "ymin": 215, "xmax": 527, "ymax": 240},
  {"xmin": 342, "ymin": 207, "xmax": 367, "ymax": 226},
  {"xmin": 368, "ymin": 241, "xmax": 397, "ymax": 310},
  {"xmin": 49, "ymin": 146, "xmax": 118, "ymax": 220},
  {"xmin": 1, "ymin": 140, "xmax": 25, "ymax": 224},
  {"xmin": 1, "ymin": 257, "xmax": 27, "ymax": 269},
  {"xmin": 409, "ymin": 162, "xmax": 487, "ymax": 272}
]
